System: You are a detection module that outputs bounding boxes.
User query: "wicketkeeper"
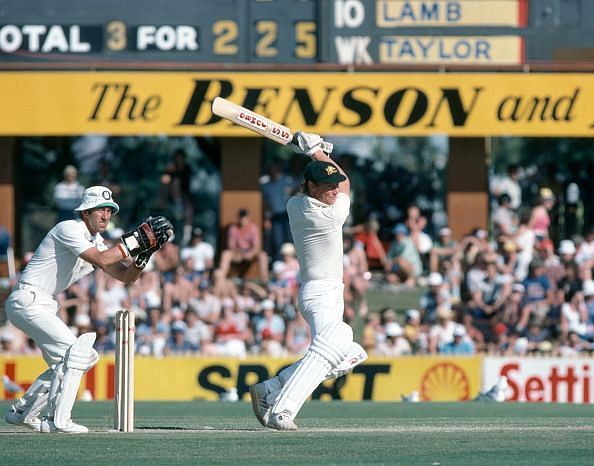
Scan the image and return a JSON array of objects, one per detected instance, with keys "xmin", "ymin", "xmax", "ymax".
[
  {"xmin": 4, "ymin": 186, "xmax": 173, "ymax": 433},
  {"xmin": 250, "ymin": 133, "xmax": 367, "ymax": 430}
]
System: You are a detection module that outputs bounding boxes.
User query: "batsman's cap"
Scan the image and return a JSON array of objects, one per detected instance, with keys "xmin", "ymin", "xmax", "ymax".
[
  {"xmin": 74, "ymin": 186, "xmax": 119, "ymax": 215},
  {"xmin": 303, "ymin": 160, "xmax": 346, "ymax": 184}
]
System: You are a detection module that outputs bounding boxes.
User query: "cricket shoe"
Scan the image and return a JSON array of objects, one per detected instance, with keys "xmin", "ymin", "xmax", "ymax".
[
  {"xmin": 5, "ymin": 406, "xmax": 42, "ymax": 432},
  {"xmin": 249, "ymin": 382, "xmax": 272, "ymax": 427},
  {"xmin": 266, "ymin": 411, "xmax": 298, "ymax": 431},
  {"xmin": 40, "ymin": 417, "xmax": 88, "ymax": 434}
]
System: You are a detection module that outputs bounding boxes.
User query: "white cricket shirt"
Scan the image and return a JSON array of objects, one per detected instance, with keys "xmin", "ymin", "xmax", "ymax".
[
  {"xmin": 286, "ymin": 192, "xmax": 350, "ymax": 282},
  {"xmin": 19, "ymin": 219, "xmax": 106, "ymax": 297}
]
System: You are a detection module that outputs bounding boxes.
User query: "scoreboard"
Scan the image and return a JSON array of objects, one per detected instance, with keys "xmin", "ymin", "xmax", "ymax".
[
  {"xmin": 0, "ymin": 0, "xmax": 591, "ymax": 66},
  {"xmin": 0, "ymin": 0, "xmax": 527, "ymax": 66}
]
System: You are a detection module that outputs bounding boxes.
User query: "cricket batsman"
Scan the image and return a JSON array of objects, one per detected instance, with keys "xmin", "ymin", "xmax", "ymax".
[{"xmin": 250, "ymin": 132, "xmax": 368, "ymax": 430}]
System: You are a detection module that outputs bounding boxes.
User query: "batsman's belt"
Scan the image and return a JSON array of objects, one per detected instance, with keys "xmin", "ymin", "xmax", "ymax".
[{"xmin": 14, "ymin": 281, "xmax": 54, "ymax": 299}]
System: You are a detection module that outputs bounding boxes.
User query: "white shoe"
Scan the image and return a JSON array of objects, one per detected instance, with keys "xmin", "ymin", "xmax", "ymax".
[
  {"xmin": 249, "ymin": 382, "xmax": 271, "ymax": 427},
  {"xmin": 266, "ymin": 411, "xmax": 298, "ymax": 431},
  {"xmin": 5, "ymin": 406, "xmax": 42, "ymax": 432},
  {"xmin": 40, "ymin": 417, "xmax": 88, "ymax": 434}
]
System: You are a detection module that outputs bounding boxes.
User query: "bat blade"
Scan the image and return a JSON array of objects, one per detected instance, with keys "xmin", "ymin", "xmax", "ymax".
[{"xmin": 212, "ymin": 97, "xmax": 293, "ymax": 145}]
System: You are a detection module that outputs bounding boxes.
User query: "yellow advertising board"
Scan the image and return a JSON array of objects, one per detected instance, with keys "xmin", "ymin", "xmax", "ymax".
[
  {"xmin": 0, "ymin": 72, "xmax": 591, "ymax": 137},
  {"xmin": 0, "ymin": 355, "xmax": 482, "ymax": 402}
]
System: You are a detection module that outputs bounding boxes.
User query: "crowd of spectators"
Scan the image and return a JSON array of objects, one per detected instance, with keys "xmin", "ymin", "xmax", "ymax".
[{"xmin": 1, "ymin": 159, "xmax": 594, "ymax": 360}]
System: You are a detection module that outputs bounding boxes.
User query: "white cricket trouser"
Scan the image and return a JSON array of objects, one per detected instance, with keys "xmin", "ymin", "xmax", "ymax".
[
  {"xmin": 277, "ymin": 279, "xmax": 344, "ymax": 385},
  {"xmin": 5, "ymin": 284, "xmax": 77, "ymax": 367}
]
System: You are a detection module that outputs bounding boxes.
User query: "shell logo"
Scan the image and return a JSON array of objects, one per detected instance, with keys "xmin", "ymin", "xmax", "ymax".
[{"xmin": 420, "ymin": 362, "xmax": 470, "ymax": 401}]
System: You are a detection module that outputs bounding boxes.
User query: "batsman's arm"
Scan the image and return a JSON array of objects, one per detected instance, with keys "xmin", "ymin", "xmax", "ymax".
[
  {"xmin": 310, "ymin": 149, "xmax": 350, "ymax": 196},
  {"xmin": 79, "ymin": 246, "xmax": 144, "ymax": 284}
]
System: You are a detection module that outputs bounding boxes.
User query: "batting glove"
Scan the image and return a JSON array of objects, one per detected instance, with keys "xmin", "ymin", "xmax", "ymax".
[{"xmin": 288, "ymin": 131, "xmax": 333, "ymax": 156}]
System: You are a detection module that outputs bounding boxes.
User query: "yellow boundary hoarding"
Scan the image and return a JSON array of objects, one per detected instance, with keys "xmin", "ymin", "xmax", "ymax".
[
  {"xmin": 1, "ymin": 355, "xmax": 481, "ymax": 402},
  {"xmin": 0, "ymin": 72, "xmax": 592, "ymax": 137}
]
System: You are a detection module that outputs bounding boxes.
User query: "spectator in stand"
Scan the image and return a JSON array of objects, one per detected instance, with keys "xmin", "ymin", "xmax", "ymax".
[
  {"xmin": 213, "ymin": 298, "xmax": 252, "ymax": 358},
  {"xmin": 180, "ymin": 227, "xmax": 214, "ymax": 279},
  {"xmin": 159, "ymin": 148, "xmax": 194, "ymax": 244},
  {"xmin": 558, "ymin": 331, "xmax": 590, "ymax": 356},
  {"xmin": 403, "ymin": 309, "xmax": 427, "ymax": 354},
  {"xmin": 528, "ymin": 187, "xmax": 555, "ymax": 240},
  {"xmin": 467, "ymin": 256, "xmax": 512, "ymax": 345},
  {"xmin": 560, "ymin": 288, "xmax": 588, "ymax": 340},
  {"xmin": 429, "ymin": 227, "xmax": 457, "ymax": 274},
  {"xmin": 513, "ymin": 210, "xmax": 536, "ymax": 282},
  {"xmin": 534, "ymin": 239, "xmax": 564, "ymax": 291},
  {"xmin": 184, "ymin": 309, "xmax": 215, "ymax": 354},
  {"xmin": 405, "ymin": 203, "xmax": 433, "ymax": 272},
  {"xmin": 261, "ymin": 162, "xmax": 295, "ymax": 261},
  {"xmin": 584, "ymin": 280, "xmax": 594, "ymax": 340},
  {"xmin": 516, "ymin": 259, "xmax": 554, "ymax": 333},
  {"xmin": 91, "ymin": 272, "xmax": 130, "ymax": 321},
  {"xmin": 254, "ymin": 299, "xmax": 285, "ymax": 348},
  {"xmin": 352, "ymin": 218, "xmax": 388, "ymax": 271},
  {"xmin": 496, "ymin": 240, "xmax": 519, "ymax": 278},
  {"xmin": 419, "ymin": 272, "xmax": 450, "ymax": 325},
  {"xmin": 428, "ymin": 306, "xmax": 456, "ymax": 354},
  {"xmin": 188, "ymin": 280, "xmax": 222, "ymax": 325},
  {"xmin": 218, "ymin": 208, "xmax": 269, "ymax": 284},
  {"xmin": 576, "ymin": 227, "xmax": 594, "ymax": 280},
  {"xmin": 385, "ymin": 223, "xmax": 422, "ymax": 287},
  {"xmin": 153, "ymin": 239, "xmax": 180, "ymax": 284},
  {"xmin": 499, "ymin": 283, "xmax": 526, "ymax": 336},
  {"xmin": 136, "ymin": 307, "xmax": 169, "ymax": 357},
  {"xmin": 491, "ymin": 164, "xmax": 522, "ymax": 212},
  {"xmin": 165, "ymin": 321, "xmax": 198, "ymax": 355},
  {"xmin": 285, "ymin": 311, "xmax": 310, "ymax": 356},
  {"xmin": 491, "ymin": 193, "xmax": 516, "ymax": 240},
  {"xmin": 162, "ymin": 265, "xmax": 194, "ymax": 316},
  {"xmin": 343, "ymin": 234, "xmax": 371, "ymax": 317},
  {"xmin": 53, "ymin": 165, "xmax": 85, "ymax": 222},
  {"xmin": 440, "ymin": 324, "xmax": 475, "ymax": 355},
  {"xmin": 377, "ymin": 322, "xmax": 411, "ymax": 356},
  {"xmin": 93, "ymin": 320, "xmax": 115, "ymax": 353},
  {"xmin": 361, "ymin": 313, "xmax": 385, "ymax": 356}
]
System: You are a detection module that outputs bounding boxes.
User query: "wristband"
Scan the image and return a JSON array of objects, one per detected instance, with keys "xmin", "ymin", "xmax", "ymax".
[{"xmin": 117, "ymin": 243, "xmax": 130, "ymax": 259}]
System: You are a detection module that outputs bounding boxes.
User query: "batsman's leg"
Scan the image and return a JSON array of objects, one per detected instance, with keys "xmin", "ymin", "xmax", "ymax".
[
  {"xmin": 41, "ymin": 332, "xmax": 98, "ymax": 434},
  {"xmin": 267, "ymin": 321, "xmax": 353, "ymax": 430},
  {"xmin": 5, "ymin": 369, "xmax": 52, "ymax": 432}
]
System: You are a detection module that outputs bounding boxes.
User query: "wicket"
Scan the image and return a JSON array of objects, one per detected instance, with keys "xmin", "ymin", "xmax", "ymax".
[{"xmin": 114, "ymin": 309, "xmax": 135, "ymax": 432}]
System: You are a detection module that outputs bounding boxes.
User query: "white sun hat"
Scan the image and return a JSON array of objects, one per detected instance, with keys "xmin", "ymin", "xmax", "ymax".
[{"xmin": 74, "ymin": 186, "xmax": 119, "ymax": 215}]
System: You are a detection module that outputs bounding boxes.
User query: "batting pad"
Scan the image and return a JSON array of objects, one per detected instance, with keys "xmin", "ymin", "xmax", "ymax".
[
  {"xmin": 15, "ymin": 368, "xmax": 52, "ymax": 418},
  {"xmin": 272, "ymin": 322, "xmax": 352, "ymax": 417},
  {"xmin": 52, "ymin": 332, "xmax": 96, "ymax": 428},
  {"xmin": 326, "ymin": 342, "xmax": 368, "ymax": 380}
]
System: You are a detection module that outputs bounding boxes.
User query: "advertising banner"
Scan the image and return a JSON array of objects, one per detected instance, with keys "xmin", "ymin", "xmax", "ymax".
[
  {"xmin": 483, "ymin": 357, "xmax": 593, "ymax": 404},
  {"xmin": 0, "ymin": 72, "xmax": 591, "ymax": 137},
  {"xmin": 1, "ymin": 355, "xmax": 481, "ymax": 402}
]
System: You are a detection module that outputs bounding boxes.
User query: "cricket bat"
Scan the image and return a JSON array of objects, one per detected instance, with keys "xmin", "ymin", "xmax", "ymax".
[{"xmin": 211, "ymin": 97, "xmax": 294, "ymax": 145}]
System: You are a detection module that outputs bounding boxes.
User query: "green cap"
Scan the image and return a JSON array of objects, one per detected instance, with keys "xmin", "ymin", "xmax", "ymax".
[{"xmin": 303, "ymin": 160, "xmax": 346, "ymax": 184}]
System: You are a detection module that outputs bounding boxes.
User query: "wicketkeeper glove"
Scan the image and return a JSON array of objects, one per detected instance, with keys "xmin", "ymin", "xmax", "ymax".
[
  {"xmin": 288, "ymin": 131, "xmax": 333, "ymax": 156},
  {"xmin": 120, "ymin": 216, "xmax": 174, "ymax": 258}
]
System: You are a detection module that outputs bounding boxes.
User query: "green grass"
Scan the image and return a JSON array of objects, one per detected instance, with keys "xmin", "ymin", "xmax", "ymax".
[{"xmin": 1, "ymin": 400, "xmax": 593, "ymax": 465}]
